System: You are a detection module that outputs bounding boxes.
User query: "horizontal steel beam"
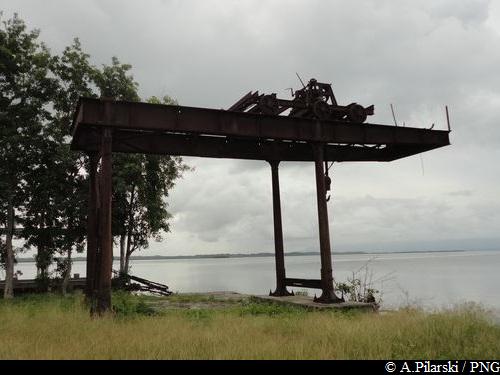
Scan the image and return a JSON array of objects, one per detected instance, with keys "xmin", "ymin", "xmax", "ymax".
[
  {"xmin": 71, "ymin": 128, "xmax": 442, "ymax": 162},
  {"xmin": 285, "ymin": 278, "xmax": 323, "ymax": 289},
  {"xmin": 72, "ymin": 98, "xmax": 450, "ymax": 148}
]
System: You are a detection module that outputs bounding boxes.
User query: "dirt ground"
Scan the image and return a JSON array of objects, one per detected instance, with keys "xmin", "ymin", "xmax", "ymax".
[{"xmin": 145, "ymin": 291, "xmax": 251, "ymax": 311}]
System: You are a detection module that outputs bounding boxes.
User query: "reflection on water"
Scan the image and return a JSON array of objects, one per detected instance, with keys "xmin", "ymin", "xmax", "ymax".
[{"xmin": 11, "ymin": 250, "xmax": 500, "ymax": 310}]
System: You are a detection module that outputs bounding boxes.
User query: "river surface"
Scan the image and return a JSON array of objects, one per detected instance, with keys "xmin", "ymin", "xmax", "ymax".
[{"xmin": 11, "ymin": 250, "xmax": 500, "ymax": 310}]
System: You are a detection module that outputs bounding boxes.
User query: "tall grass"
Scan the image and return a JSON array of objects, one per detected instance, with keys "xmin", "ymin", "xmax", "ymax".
[{"xmin": 0, "ymin": 293, "xmax": 498, "ymax": 359}]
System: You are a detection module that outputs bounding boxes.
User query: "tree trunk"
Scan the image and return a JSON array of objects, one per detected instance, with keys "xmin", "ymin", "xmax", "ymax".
[
  {"xmin": 124, "ymin": 253, "xmax": 130, "ymax": 276},
  {"xmin": 95, "ymin": 127, "xmax": 113, "ymax": 315},
  {"xmin": 38, "ymin": 245, "xmax": 45, "ymax": 278},
  {"xmin": 124, "ymin": 249, "xmax": 133, "ymax": 277},
  {"xmin": 36, "ymin": 213, "xmax": 49, "ymax": 287},
  {"xmin": 3, "ymin": 197, "xmax": 15, "ymax": 299},
  {"xmin": 124, "ymin": 232, "xmax": 132, "ymax": 275},
  {"xmin": 123, "ymin": 186, "xmax": 135, "ymax": 275},
  {"xmin": 119, "ymin": 233, "xmax": 126, "ymax": 274},
  {"xmin": 37, "ymin": 243, "xmax": 49, "ymax": 292},
  {"xmin": 61, "ymin": 248, "xmax": 72, "ymax": 296},
  {"xmin": 85, "ymin": 152, "xmax": 99, "ymax": 304}
]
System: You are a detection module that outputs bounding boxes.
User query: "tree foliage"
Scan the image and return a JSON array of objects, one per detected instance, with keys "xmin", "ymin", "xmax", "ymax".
[
  {"xmin": 92, "ymin": 60, "xmax": 189, "ymax": 274},
  {"xmin": 0, "ymin": 13, "xmax": 58, "ymax": 295},
  {"xmin": 0, "ymin": 13, "xmax": 188, "ymax": 294}
]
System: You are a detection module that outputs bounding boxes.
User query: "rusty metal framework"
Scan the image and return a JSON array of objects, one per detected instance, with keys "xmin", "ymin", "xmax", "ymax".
[
  {"xmin": 229, "ymin": 78, "xmax": 374, "ymax": 123},
  {"xmin": 71, "ymin": 81, "xmax": 450, "ymax": 313}
]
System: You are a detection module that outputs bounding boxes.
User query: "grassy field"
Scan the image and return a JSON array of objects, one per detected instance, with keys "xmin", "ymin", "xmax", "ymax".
[{"xmin": 0, "ymin": 292, "xmax": 499, "ymax": 359}]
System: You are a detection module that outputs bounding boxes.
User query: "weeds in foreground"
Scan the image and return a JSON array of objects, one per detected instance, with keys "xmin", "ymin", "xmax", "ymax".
[
  {"xmin": 0, "ymin": 293, "xmax": 498, "ymax": 359},
  {"xmin": 112, "ymin": 291, "xmax": 156, "ymax": 317},
  {"xmin": 335, "ymin": 258, "xmax": 395, "ymax": 304}
]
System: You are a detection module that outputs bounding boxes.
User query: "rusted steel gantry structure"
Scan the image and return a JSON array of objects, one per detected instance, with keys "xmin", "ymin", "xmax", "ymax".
[{"xmin": 71, "ymin": 93, "xmax": 450, "ymax": 313}]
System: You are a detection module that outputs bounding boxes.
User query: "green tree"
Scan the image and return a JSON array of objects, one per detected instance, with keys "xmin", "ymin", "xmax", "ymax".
[
  {"xmin": 21, "ymin": 131, "xmax": 62, "ymax": 286},
  {"xmin": 18, "ymin": 39, "xmax": 95, "ymax": 292},
  {"xmin": 1, "ymin": 14, "xmax": 188, "ymax": 296},
  {"xmin": 47, "ymin": 38, "xmax": 97, "ymax": 293},
  {"xmin": 94, "ymin": 56, "xmax": 139, "ymax": 101},
  {"xmin": 0, "ymin": 13, "xmax": 57, "ymax": 297},
  {"xmin": 93, "ymin": 60, "xmax": 188, "ymax": 275},
  {"xmin": 9, "ymin": 38, "xmax": 95, "ymax": 292}
]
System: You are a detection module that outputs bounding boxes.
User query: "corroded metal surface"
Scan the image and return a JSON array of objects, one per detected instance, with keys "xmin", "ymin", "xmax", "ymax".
[
  {"xmin": 269, "ymin": 161, "xmax": 293, "ymax": 297},
  {"xmin": 71, "ymin": 98, "xmax": 449, "ymax": 162},
  {"xmin": 229, "ymin": 78, "xmax": 374, "ymax": 123},
  {"xmin": 71, "ymin": 82, "xmax": 451, "ymax": 310}
]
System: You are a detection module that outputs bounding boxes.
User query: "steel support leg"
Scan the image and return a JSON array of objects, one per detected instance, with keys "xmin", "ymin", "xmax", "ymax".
[
  {"xmin": 269, "ymin": 160, "xmax": 293, "ymax": 297},
  {"xmin": 86, "ymin": 152, "xmax": 99, "ymax": 312},
  {"xmin": 312, "ymin": 143, "xmax": 342, "ymax": 303},
  {"xmin": 96, "ymin": 128, "xmax": 113, "ymax": 314}
]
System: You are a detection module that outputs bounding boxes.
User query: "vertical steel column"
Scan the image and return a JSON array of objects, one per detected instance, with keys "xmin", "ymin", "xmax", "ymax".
[
  {"xmin": 312, "ymin": 143, "xmax": 341, "ymax": 303},
  {"xmin": 96, "ymin": 128, "xmax": 113, "ymax": 314},
  {"xmin": 86, "ymin": 152, "xmax": 99, "ymax": 309},
  {"xmin": 269, "ymin": 160, "xmax": 293, "ymax": 297}
]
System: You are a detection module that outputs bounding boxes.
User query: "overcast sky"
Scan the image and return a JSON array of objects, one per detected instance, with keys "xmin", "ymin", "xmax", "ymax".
[{"xmin": 3, "ymin": 0, "xmax": 500, "ymax": 256}]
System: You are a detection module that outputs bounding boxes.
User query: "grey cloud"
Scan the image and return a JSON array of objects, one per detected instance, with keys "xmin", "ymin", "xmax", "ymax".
[
  {"xmin": 3, "ymin": 0, "xmax": 500, "ymax": 255},
  {"xmin": 428, "ymin": 0, "xmax": 491, "ymax": 26},
  {"xmin": 447, "ymin": 190, "xmax": 474, "ymax": 197}
]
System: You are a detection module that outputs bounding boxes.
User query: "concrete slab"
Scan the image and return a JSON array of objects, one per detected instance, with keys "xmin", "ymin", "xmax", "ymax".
[
  {"xmin": 145, "ymin": 291, "xmax": 251, "ymax": 311},
  {"xmin": 252, "ymin": 294, "xmax": 377, "ymax": 312},
  {"xmin": 145, "ymin": 291, "xmax": 377, "ymax": 312}
]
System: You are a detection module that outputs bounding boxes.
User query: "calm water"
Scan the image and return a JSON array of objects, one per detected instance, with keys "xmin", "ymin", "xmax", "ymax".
[{"xmin": 11, "ymin": 250, "xmax": 500, "ymax": 310}]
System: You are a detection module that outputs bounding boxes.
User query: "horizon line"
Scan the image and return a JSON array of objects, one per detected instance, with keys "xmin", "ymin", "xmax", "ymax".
[{"xmin": 13, "ymin": 248, "xmax": 500, "ymax": 263}]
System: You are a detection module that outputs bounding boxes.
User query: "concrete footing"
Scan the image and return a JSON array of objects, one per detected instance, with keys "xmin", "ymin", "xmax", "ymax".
[{"xmin": 253, "ymin": 294, "xmax": 377, "ymax": 312}]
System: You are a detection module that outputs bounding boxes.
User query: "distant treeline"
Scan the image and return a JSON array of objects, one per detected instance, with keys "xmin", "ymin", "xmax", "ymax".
[{"xmin": 13, "ymin": 249, "xmax": 471, "ymax": 263}]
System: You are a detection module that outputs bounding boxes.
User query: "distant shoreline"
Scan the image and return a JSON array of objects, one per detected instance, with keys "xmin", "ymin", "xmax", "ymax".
[{"xmin": 13, "ymin": 248, "xmax": 496, "ymax": 263}]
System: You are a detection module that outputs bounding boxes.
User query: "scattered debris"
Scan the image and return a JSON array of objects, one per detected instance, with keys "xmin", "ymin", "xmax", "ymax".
[{"xmin": 112, "ymin": 270, "xmax": 172, "ymax": 296}]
